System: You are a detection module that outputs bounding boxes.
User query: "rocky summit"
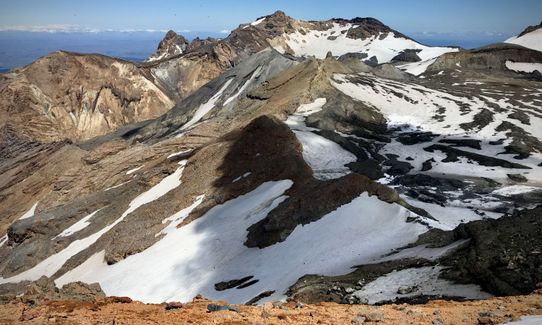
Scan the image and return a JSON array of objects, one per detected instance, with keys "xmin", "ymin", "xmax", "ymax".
[{"xmin": 1, "ymin": 9, "xmax": 542, "ymax": 325}]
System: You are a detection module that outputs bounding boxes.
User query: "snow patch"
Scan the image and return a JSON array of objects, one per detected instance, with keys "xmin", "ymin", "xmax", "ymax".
[
  {"xmin": 223, "ymin": 66, "xmax": 263, "ymax": 106},
  {"xmin": 506, "ymin": 61, "xmax": 542, "ymax": 73},
  {"xmin": 0, "ymin": 235, "xmax": 7, "ymax": 247},
  {"xmin": 167, "ymin": 149, "xmax": 192, "ymax": 159},
  {"xmin": 104, "ymin": 181, "xmax": 131, "ymax": 192},
  {"xmin": 126, "ymin": 166, "xmax": 143, "ymax": 175},
  {"xmin": 281, "ymin": 25, "xmax": 457, "ymax": 63},
  {"xmin": 492, "ymin": 185, "xmax": 541, "ymax": 196},
  {"xmin": 19, "ymin": 202, "xmax": 38, "ymax": 220},
  {"xmin": 54, "ymin": 209, "xmax": 102, "ymax": 239},
  {"xmin": 181, "ymin": 78, "xmax": 234, "ymax": 130},
  {"xmin": 159, "ymin": 195, "xmax": 205, "ymax": 236},
  {"xmin": 232, "ymin": 172, "xmax": 252, "ymax": 183},
  {"xmin": 353, "ymin": 266, "xmax": 492, "ymax": 304},
  {"xmin": 398, "ymin": 58, "xmax": 437, "ymax": 76},
  {"xmin": 296, "ymin": 98, "xmax": 327, "ymax": 116},
  {"xmin": 251, "ymin": 17, "xmax": 266, "ymax": 26}
]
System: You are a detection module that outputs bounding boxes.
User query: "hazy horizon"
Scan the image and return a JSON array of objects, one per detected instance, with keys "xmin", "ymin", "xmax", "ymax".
[
  {"xmin": 0, "ymin": 29, "xmax": 516, "ymax": 70},
  {"xmin": 2, "ymin": 0, "xmax": 541, "ymax": 69}
]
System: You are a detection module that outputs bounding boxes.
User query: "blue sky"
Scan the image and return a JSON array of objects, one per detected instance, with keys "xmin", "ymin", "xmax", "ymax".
[{"xmin": 1, "ymin": 0, "xmax": 541, "ymax": 35}]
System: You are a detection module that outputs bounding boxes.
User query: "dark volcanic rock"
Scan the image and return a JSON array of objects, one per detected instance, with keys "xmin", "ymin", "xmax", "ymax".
[
  {"xmin": 215, "ymin": 276, "xmax": 254, "ymax": 291},
  {"xmin": 392, "ymin": 49, "xmax": 422, "ymax": 63},
  {"xmin": 438, "ymin": 139, "xmax": 482, "ymax": 150},
  {"xmin": 397, "ymin": 132, "xmax": 438, "ymax": 145},
  {"xmin": 392, "ymin": 174, "xmax": 466, "ymax": 191},
  {"xmin": 421, "ymin": 158, "xmax": 436, "ymax": 171},
  {"xmin": 383, "ymin": 154, "xmax": 414, "ymax": 175},
  {"xmin": 507, "ymin": 174, "xmax": 528, "ymax": 183},
  {"xmin": 347, "ymin": 160, "xmax": 384, "ymax": 180},
  {"xmin": 440, "ymin": 206, "xmax": 542, "ymax": 296},
  {"xmin": 424, "ymin": 144, "xmax": 531, "ymax": 169}
]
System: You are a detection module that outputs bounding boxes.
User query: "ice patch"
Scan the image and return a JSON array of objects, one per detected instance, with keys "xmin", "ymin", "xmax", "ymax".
[
  {"xmin": 55, "ymin": 186, "xmax": 427, "ymax": 305},
  {"xmin": 353, "ymin": 266, "xmax": 492, "ymax": 304}
]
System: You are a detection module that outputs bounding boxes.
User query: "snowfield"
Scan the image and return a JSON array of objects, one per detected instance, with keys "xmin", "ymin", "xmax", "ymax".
[
  {"xmin": 505, "ymin": 60, "xmax": 542, "ymax": 73},
  {"xmin": 276, "ymin": 24, "xmax": 457, "ymax": 64},
  {"xmin": 56, "ymin": 181, "xmax": 432, "ymax": 304},
  {"xmin": 330, "ymin": 73, "xmax": 542, "ymax": 183}
]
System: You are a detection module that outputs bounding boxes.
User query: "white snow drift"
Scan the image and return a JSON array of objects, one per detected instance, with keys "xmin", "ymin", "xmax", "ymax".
[{"xmin": 56, "ymin": 180, "xmax": 438, "ymax": 304}]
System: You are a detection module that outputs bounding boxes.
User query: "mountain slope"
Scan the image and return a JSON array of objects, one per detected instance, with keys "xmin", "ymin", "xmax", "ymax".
[
  {"xmin": 146, "ymin": 30, "xmax": 189, "ymax": 61},
  {"xmin": 0, "ymin": 51, "xmax": 174, "ymax": 142}
]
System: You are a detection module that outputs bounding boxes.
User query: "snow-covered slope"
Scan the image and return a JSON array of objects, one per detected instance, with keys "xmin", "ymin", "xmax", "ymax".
[
  {"xmin": 270, "ymin": 21, "xmax": 457, "ymax": 69},
  {"xmin": 506, "ymin": 27, "xmax": 542, "ymax": 52},
  {"xmin": 276, "ymin": 26, "xmax": 456, "ymax": 64}
]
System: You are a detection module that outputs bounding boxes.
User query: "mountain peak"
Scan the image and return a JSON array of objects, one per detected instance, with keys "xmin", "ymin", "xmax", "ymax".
[{"xmin": 146, "ymin": 30, "xmax": 189, "ymax": 61}]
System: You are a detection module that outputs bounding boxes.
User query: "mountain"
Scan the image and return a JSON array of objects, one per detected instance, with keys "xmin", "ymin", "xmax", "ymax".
[
  {"xmin": 506, "ymin": 22, "xmax": 542, "ymax": 52},
  {"xmin": 0, "ymin": 13, "xmax": 541, "ymax": 315},
  {"xmin": 0, "ymin": 51, "xmax": 174, "ymax": 142},
  {"xmin": 146, "ymin": 30, "xmax": 189, "ymax": 61}
]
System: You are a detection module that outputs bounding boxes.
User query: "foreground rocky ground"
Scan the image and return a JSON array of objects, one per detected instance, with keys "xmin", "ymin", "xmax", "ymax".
[{"xmin": 1, "ymin": 287, "xmax": 541, "ymax": 324}]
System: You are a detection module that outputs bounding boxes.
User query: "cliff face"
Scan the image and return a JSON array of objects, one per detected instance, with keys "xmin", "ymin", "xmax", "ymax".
[{"xmin": 0, "ymin": 51, "xmax": 174, "ymax": 142}]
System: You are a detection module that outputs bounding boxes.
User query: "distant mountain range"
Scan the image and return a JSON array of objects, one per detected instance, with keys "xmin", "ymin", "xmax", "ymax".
[
  {"xmin": 0, "ymin": 29, "xmax": 517, "ymax": 70},
  {"xmin": 0, "ymin": 31, "xmax": 225, "ymax": 69}
]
